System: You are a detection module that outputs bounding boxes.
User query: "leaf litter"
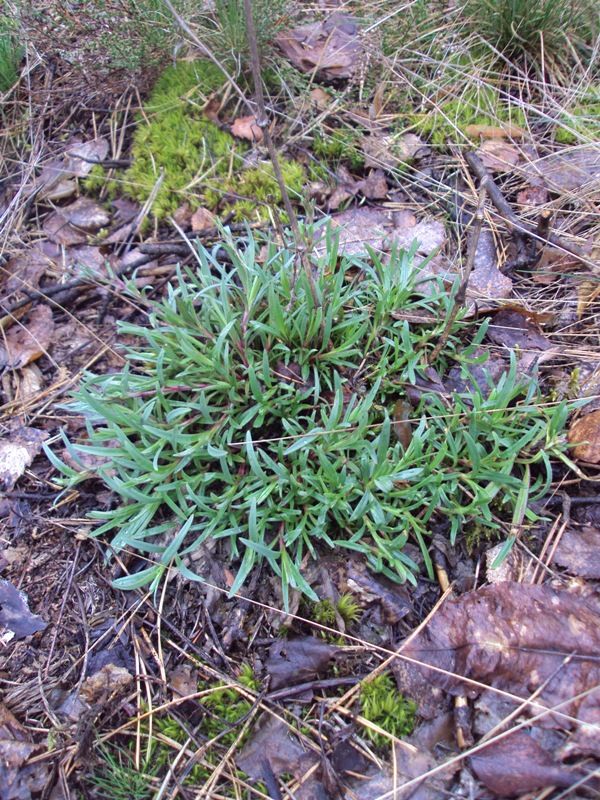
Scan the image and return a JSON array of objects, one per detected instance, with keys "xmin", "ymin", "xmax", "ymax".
[{"xmin": 3, "ymin": 5, "xmax": 600, "ymax": 799}]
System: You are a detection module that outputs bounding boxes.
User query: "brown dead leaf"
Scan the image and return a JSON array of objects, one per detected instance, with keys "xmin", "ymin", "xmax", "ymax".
[
  {"xmin": 552, "ymin": 526, "xmax": 600, "ymax": 579},
  {"xmin": 567, "ymin": 409, "xmax": 600, "ymax": 463},
  {"xmin": 204, "ymin": 94, "xmax": 222, "ymax": 123},
  {"xmin": 1, "ymin": 305, "xmax": 54, "ymax": 369},
  {"xmin": 168, "ymin": 664, "xmax": 198, "ymax": 699},
  {"xmin": 266, "ymin": 637, "xmax": 339, "ymax": 691},
  {"xmin": 394, "ymin": 582, "xmax": 600, "ymax": 755},
  {"xmin": 516, "ymin": 184, "xmax": 549, "ymax": 209},
  {"xmin": 354, "ymin": 168, "xmax": 388, "ymax": 199},
  {"xmin": 476, "ymin": 139, "xmax": 521, "ymax": 172},
  {"xmin": 0, "ymin": 426, "xmax": 48, "ymax": 491},
  {"xmin": 80, "ymin": 663, "xmax": 133, "ymax": 703},
  {"xmin": 0, "ymin": 579, "xmax": 47, "ymax": 643},
  {"xmin": 231, "ymin": 116, "xmax": 263, "ymax": 142},
  {"xmin": 237, "ymin": 715, "xmax": 319, "ymax": 785},
  {"xmin": 522, "ymin": 144, "xmax": 600, "ymax": 194},
  {"xmin": 466, "ymin": 123, "xmax": 526, "ymax": 139},
  {"xmin": 276, "ymin": 13, "xmax": 362, "ymax": 80},
  {"xmin": 308, "ymin": 87, "xmax": 332, "ymax": 110},
  {"xmin": 470, "ymin": 732, "xmax": 578, "ymax": 796},
  {"xmin": 44, "ymin": 197, "xmax": 111, "ymax": 247},
  {"xmin": 191, "ymin": 206, "xmax": 216, "ymax": 231},
  {"xmin": 487, "ymin": 308, "xmax": 552, "ymax": 352}
]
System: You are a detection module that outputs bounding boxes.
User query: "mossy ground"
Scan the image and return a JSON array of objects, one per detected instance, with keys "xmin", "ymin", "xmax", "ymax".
[{"xmin": 85, "ymin": 59, "xmax": 305, "ymax": 222}]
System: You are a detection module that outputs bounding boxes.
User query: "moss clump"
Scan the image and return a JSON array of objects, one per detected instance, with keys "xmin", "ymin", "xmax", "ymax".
[
  {"xmin": 554, "ymin": 90, "xmax": 600, "ymax": 144},
  {"xmin": 313, "ymin": 127, "xmax": 366, "ymax": 170},
  {"xmin": 410, "ymin": 84, "xmax": 527, "ymax": 144},
  {"xmin": 359, "ymin": 672, "xmax": 417, "ymax": 747},
  {"xmin": 85, "ymin": 59, "xmax": 305, "ymax": 221}
]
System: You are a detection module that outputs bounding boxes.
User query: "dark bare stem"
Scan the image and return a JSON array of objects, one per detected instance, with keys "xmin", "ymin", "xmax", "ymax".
[
  {"xmin": 428, "ymin": 178, "xmax": 488, "ymax": 364},
  {"xmin": 241, "ymin": 0, "xmax": 320, "ymax": 307}
]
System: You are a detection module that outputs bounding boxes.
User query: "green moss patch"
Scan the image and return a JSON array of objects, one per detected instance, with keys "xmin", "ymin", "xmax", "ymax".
[{"xmin": 85, "ymin": 59, "xmax": 305, "ymax": 221}]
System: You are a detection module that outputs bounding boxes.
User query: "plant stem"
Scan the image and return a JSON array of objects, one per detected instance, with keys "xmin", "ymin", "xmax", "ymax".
[
  {"xmin": 241, "ymin": 0, "xmax": 320, "ymax": 308},
  {"xmin": 428, "ymin": 177, "xmax": 488, "ymax": 364}
]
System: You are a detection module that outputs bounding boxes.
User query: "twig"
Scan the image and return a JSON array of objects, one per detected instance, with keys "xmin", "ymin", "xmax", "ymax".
[
  {"xmin": 428, "ymin": 177, "xmax": 488, "ymax": 364},
  {"xmin": 0, "ymin": 254, "xmax": 159, "ymax": 320},
  {"xmin": 464, "ymin": 151, "xmax": 589, "ymax": 265},
  {"xmin": 242, "ymin": 0, "xmax": 320, "ymax": 307}
]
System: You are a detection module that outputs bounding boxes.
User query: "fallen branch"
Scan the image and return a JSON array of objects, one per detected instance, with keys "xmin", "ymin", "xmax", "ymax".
[{"xmin": 464, "ymin": 151, "xmax": 590, "ymax": 267}]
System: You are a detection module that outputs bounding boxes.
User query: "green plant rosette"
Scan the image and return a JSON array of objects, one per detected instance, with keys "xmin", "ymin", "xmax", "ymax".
[{"xmin": 47, "ymin": 224, "xmax": 571, "ymax": 605}]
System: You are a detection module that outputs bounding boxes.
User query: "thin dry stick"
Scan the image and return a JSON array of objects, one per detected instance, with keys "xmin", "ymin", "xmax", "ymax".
[
  {"xmin": 428, "ymin": 176, "xmax": 488, "ymax": 364},
  {"xmin": 242, "ymin": 0, "xmax": 320, "ymax": 307}
]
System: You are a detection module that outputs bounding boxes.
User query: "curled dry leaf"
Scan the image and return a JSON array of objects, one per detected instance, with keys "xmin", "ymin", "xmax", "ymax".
[
  {"xmin": 470, "ymin": 732, "xmax": 577, "ymax": 796},
  {"xmin": 552, "ymin": 526, "xmax": 600, "ymax": 579},
  {"xmin": 191, "ymin": 206, "xmax": 216, "ymax": 231},
  {"xmin": 466, "ymin": 123, "xmax": 526, "ymax": 139},
  {"xmin": 0, "ymin": 305, "xmax": 54, "ymax": 370},
  {"xmin": 276, "ymin": 13, "xmax": 362, "ymax": 80},
  {"xmin": 0, "ymin": 426, "xmax": 48, "ymax": 491},
  {"xmin": 476, "ymin": 139, "xmax": 521, "ymax": 172},
  {"xmin": 231, "ymin": 116, "xmax": 263, "ymax": 143},
  {"xmin": 0, "ymin": 579, "xmax": 48, "ymax": 643},
  {"xmin": 394, "ymin": 582, "xmax": 600, "ymax": 756},
  {"xmin": 567, "ymin": 409, "xmax": 600, "ymax": 463},
  {"xmin": 80, "ymin": 664, "xmax": 133, "ymax": 703},
  {"xmin": 266, "ymin": 637, "xmax": 339, "ymax": 691}
]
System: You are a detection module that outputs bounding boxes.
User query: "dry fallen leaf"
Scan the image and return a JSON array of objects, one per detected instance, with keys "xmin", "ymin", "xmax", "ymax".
[
  {"xmin": 394, "ymin": 582, "xmax": 600, "ymax": 756},
  {"xmin": 191, "ymin": 206, "xmax": 216, "ymax": 231},
  {"xmin": 470, "ymin": 732, "xmax": 578, "ymax": 796},
  {"xmin": 567, "ymin": 409, "xmax": 600, "ymax": 463},
  {"xmin": 276, "ymin": 13, "xmax": 362, "ymax": 80},
  {"xmin": 466, "ymin": 123, "xmax": 526, "ymax": 139},
  {"xmin": 0, "ymin": 305, "xmax": 55, "ymax": 370},
  {"xmin": 552, "ymin": 525, "xmax": 600, "ymax": 579},
  {"xmin": 0, "ymin": 426, "xmax": 48, "ymax": 491},
  {"xmin": 522, "ymin": 144, "xmax": 600, "ymax": 194},
  {"xmin": 231, "ymin": 115, "xmax": 263, "ymax": 142},
  {"xmin": 266, "ymin": 637, "xmax": 339, "ymax": 691},
  {"xmin": 0, "ymin": 579, "xmax": 48, "ymax": 643},
  {"xmin": 476, "ymin": 139, "xmax": 521, "ymax": 172}
]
